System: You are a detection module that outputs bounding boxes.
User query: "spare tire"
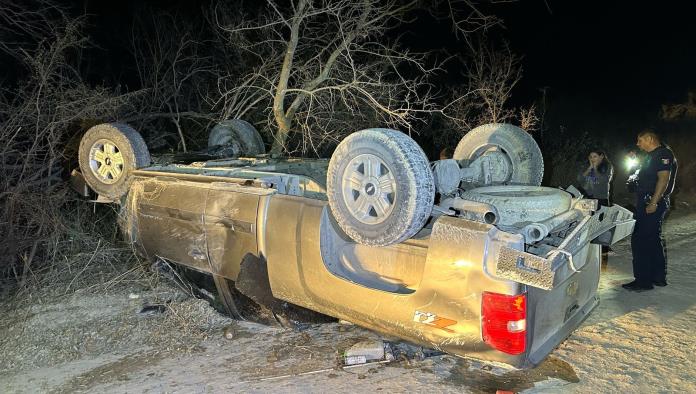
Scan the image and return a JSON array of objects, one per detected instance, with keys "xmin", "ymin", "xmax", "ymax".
[
  {"xmin": 78, "ymin": 123, "xmax": 151, "ymax": 200},
  {"xmin": 460, "ymin": 186, "xmax": 572, "ymax": 226},
  {"xmin": 327, "ymin": 129, "xmax": 434, "ymax": 246},
  {"xmin": 453, "ymin": 123, "xmax": 543, "ymax": 186},
  {"xmin": 208, "ymin": 119, "xmax": 265, "ymax": 157}
]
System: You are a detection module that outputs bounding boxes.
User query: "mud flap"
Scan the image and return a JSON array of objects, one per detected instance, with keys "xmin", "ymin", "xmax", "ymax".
[{"xmin": 494, "ymin": 204, "xmax": 635, "ymax": 290}]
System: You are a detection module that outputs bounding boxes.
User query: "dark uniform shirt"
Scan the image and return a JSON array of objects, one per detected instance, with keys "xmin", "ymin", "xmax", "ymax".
[{"xmin": 636, "ymin": 144, "xmax": 677, "ymax": 197}]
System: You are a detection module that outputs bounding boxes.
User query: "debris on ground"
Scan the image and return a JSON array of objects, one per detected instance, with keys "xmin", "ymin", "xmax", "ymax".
[
  {"xmin": 137, "ymin": 303, "xmax": 168, "ymax": 316},
  {"xmin": 223, "ymin": 324, "xmax": 236, "ymax": 340},
  {"xmin": 344, "ymin": 339, "xmax": 386, "ymax": 365}
]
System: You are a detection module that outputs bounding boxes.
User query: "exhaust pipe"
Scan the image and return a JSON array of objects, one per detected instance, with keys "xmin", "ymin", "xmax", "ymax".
[
  {"xmin": 521, "ymin": 209, "xmax": 584, "ymax": 243},
  {"xmin": 440, "ymin": 198, "xmax": 499, "ymax": 225}
]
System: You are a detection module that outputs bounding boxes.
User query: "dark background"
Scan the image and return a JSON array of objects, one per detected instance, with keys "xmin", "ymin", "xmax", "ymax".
[
  {"xmin": 501, "ymin": 1, "xmax": 695, "ymax": 139},
  {"xmin": 79, "ymin": 0, "xmax": 696, "ymax": 135},
  {"xmin": 505, "ymin": 1, "xmax": 696, "ymax": 108}
]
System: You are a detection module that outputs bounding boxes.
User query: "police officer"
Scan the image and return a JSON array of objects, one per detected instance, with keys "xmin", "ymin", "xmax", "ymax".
[{"xmin": 623, "ymin": 129, "xmax": 677, "ymax": 292}]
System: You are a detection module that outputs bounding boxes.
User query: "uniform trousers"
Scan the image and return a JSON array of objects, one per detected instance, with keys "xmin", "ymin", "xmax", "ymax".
[{"xmin": 630, "ymin": 194, "xmax": 669, "ymax": 286}]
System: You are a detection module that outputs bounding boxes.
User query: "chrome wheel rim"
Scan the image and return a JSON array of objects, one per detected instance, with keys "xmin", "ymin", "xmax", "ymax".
[
  {"xmin": 342, "ymin": 153, "xmax": 397, "ymax": 225},
  {"xmin": 88, "ymin": 139, "xmax": 125, "ymax": 184}
]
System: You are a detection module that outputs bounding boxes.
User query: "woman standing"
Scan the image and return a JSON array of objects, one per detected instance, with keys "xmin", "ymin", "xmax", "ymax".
[{"xmin": 578, "ymin": 149, "xmax": 613, "ymax": 206}]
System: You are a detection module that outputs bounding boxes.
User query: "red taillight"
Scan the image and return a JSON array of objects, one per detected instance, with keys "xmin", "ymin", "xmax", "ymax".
[{"xmin": 481, "ymin": 291, "xmax": 527, "ymax": 355}]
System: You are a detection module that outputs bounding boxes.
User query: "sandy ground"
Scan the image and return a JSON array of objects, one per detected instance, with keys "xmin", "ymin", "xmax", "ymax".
[{"xmin": 1, "ymin": 212, "xmax": 695, "ymax": 393}]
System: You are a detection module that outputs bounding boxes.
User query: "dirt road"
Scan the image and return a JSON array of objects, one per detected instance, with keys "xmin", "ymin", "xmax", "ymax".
[{"xmin": 2, "ymin": 212, "xmax": 695, "ymax": 393}]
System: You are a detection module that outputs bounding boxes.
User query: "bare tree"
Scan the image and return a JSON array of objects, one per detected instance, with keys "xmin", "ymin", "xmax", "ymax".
[
  {"xmin": 213, "ymin": 0, "xmax": 498, "ymax": 156},
  {"xmin": 435, "ymin": 38, "xmax": 537, "ymax": 149},
  {"xmin": 469, "ymin": 41, "xmax": 522, "ymax": 124},
  {"xmin": 456, "ymin": 40, "xmax": 522, "ymax": 126}
]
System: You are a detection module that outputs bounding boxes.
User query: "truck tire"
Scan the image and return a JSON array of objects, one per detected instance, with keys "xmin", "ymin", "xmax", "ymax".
[
  {"xmin": 78, "ymin": 123, "xmax": 151, "ymax": 199},
  {"xmin": 208, "ymin": 119, "xmax": 265, "ymax": 157},
  {"xmin": 453, "ymin": 123, "xmax": 543, "ymax": 186},
  {"xmin": 460, "ymin": 186, "xmax": 572, "ymax": 226},
  {"xmin": 327, "ymin": 128, "xmax": 434, "ymax": 246}
]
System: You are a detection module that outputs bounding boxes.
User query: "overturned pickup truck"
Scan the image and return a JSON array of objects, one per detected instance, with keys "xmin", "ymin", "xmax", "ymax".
[{"xmin": 73, "ymin": 120, "xmax": 634, "ymax": 368}]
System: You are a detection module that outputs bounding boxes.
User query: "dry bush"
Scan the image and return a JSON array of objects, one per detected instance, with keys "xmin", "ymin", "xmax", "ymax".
[
  {"xmin": 519, "ymin": 104, "xmax": 540, "ymax": 131},
  {"xmin": 0, "ymin": 1, "xmax": 148, "ymax": 295},
  {"xmin": 0, "ymin": 2, "xmax": 259, "ymax": 297},
  {"xmin": 659, "ymin": 95, "xmax": 696, "ymax": 205},
  {"xmin": 661, "ymin": 91, "xmax": 696, "ymax": 121},
  {"xmin": 666, "ymin": 135, "xmax": 696, "ymax": 207},
  {"xmin": 655, "ymin": 120, "xmax": 696, "ymax": 208}
]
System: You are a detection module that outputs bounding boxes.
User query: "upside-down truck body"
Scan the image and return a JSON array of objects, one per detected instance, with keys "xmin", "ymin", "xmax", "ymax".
[{"xmin": 111, "ymin": 158, "xmax": 634, "ymax": 368}]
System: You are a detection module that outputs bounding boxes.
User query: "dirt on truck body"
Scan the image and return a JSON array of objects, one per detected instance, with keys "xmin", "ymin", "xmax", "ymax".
[{"xmin": 72, "ymin": 121, "xmax": 634, "ymax": 368}]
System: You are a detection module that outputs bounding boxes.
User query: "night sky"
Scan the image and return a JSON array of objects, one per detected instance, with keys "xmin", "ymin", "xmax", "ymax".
[
  {"xmin": 79, "ymin": 0, "xmax": 696, "ymax": 140},
  {"xmin": 500, "ymin": 1, "xmax": 695, "ymax": 128}
]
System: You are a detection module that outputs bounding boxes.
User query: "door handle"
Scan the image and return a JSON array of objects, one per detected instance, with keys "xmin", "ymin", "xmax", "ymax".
[
  {"xmin": 214, "ymin": 218, "xmax": 235, "ymax": 229},
  {"xmin": 210, "ymin": 218, "xmax": 254, "ymax": 233}
]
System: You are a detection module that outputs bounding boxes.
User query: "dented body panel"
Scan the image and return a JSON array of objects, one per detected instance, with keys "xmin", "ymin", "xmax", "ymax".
[{"xmin": 109, "ymin": 158, "xmax": 634, "ymax": 368}]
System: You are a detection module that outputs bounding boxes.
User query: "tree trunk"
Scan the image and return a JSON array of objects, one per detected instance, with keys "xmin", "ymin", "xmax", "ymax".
[
  {"xmin": 270, "ymin": 120, "xmax": 291, "ymax": 155},
  {"xmin": 270, "ymin": 0, "xmax": 307, "ymax": 155}
]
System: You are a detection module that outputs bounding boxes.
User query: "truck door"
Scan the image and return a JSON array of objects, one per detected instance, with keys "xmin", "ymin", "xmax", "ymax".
[
  {"xmin": 204, "ymin": 182, "xmax": 268, "ymax": 280},
  {"xmin": 133, "ymin": 178, "xmax": 211, "ymax": 272}
]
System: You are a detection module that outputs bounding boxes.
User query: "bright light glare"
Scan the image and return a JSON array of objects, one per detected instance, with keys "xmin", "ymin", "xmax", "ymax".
[
  {"xmin": 625, "ymin": 157, "xmax": 638, "ymax": 170},
  {"xmin": 452, "ymin": 259, "xmax": 473, "ymax": 268}
]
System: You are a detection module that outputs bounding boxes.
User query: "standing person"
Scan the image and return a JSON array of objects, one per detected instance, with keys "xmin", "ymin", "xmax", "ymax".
[
  {"xmin": 623, "ymin": 129, "xmax": 678, "ymax": 292},
  {"xmin": 577, "ymin": 149, "xmax": 613, "ymax": 206}
]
